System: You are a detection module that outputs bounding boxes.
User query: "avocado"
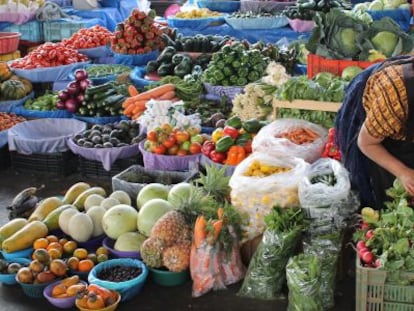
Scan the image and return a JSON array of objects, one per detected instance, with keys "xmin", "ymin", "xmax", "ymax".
[
  {"xmin": 7, "ymin": 262, "xmax": 22, "ymax": 274},
  {"xmin": 118, "ymin": 120, "xmax": 130, "ymax": 131},
  {"xmin": 102, "ymin": 125, "xmax": 112, "ymax": 134},
  {"xmin": 0, "ymin": 259, "xmax": 8, "ymax": 272},
  {"xmin": 110, "ymin": 137, "xmax": 120, "ymax": 146},
  {"xmin": 89, "ymin": 130, "xmax": 101, "ymax": 139},
  {"xmin": 91, "ymin": 135, "xmax": 102, "ymax": 144},
  {"xmin": 73, "ymin": 134, "xmax": 82, "ymax": 142},
  {"xmin": 77, "ymin": 138, "xmax": 86, "ymax": 146},
  {"xmin": 128, "ymin": 128, "xmax": 138, "ymax": 139},
  {"xmin": 83, "ymin": 129, "xmax": 92, "ymax": 138},
  {"xmin": 94, "ymin": 144, "xmax": 103, "ymax": 148},
  {"xmin": 103, "ymin": 142, "xmax": 113, "ymax": 148},
  {"xmin": 83, "ymin": 141, "xmax": 94, "ymax": 148},
  {"xmin": 102, "ymin": 134, "xmax": 110, "ymax": 143},
  {"xmin": 91, "ymin": 124, "xmax": 103, "ymax": 131}
]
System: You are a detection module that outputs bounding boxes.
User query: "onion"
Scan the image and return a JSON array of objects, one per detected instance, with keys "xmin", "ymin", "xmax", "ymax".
[
  {"xmin": 79, "ymin": 79, "xmax": 91, "ymax": 91},
  {"xmin": 66, "ymin": 81, "xmax": 80, "ymax": 96},
  {"xmin": 58, "ymin": 90, "xmax": 69, "ymax": 101},
  {"xmin": 65, "ymin": 98, "xmax": 79, "ymax": 113},
  {"xmin": 76, "ymin": 93, "xmax": 85, "ymax": 103},
  {"xmin": 74, "ymin": 69, "xmax": 88, "ymax": 81},
  {"xmin": 56, "ymin": 100, "xmax": 66, "ymax": 110}
]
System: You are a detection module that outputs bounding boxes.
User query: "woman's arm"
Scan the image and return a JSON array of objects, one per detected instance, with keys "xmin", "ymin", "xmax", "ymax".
[{"xmin": 358, "ymin": 123, "xmax": 414, "ymax": 195}]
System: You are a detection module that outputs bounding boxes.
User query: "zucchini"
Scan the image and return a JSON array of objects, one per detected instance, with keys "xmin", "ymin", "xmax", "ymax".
[
  {"xmin": 103, "ymin": 94, "xmax": 125, "ymax": 106},
  {"xmin": 93, "ymin": 88, "xmax": 117, "ymax": 102},
  {"xmin": 85, "ymin": 83, "xmax": 113, "ymax": 96}
]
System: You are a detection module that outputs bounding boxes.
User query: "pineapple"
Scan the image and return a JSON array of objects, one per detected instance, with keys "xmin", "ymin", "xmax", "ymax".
[
  {"xmin": 196, "ymin": 163, "xmax": 231, "ymax": 203},
  {"xmin": 162, "ymin": 242, "xmax": 191, "ymax": 272},
  {"xmin": 150, "ymin": 210, "xmax": 192, "ymax": 247},
  {"xmin": 140, "ymin": 237, "xmax": 165, "ymax": 268}
]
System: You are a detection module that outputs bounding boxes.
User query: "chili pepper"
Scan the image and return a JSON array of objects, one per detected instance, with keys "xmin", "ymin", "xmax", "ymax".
[
  {"xmin": 201, "ymin": 140, "xmax": 215, "ymax": 157},
  {"xmin": 223, "ymin": 126, "xmax": 239, "ymax": 139},
  {"xmin": 210, "ymin": 150, "xmax": 226, "ymax": 164},
  {"xmin": 225, "ymin": 145, "xmax": 246, "ymax": 166},
  {"xmin": 211, "ymin": 128, "xmax": 224, "ymax": 143}
]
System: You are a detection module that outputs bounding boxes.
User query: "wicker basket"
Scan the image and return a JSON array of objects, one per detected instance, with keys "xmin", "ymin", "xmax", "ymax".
[{"xmin": 0, "ymin": 32, "xmax": 20, "ymax": 55}]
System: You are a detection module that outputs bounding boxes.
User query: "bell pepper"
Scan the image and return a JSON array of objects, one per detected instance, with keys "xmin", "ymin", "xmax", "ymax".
[
  {"xmin": 215, "ymin": 136, "xmax": 234, "ymax": 153},
  {"xmin": 210, "ymin": 150, "xmax": 226, "ymax": 164},
  {"xmin": 244, "ymin": 139, "xmax": 252, "ymax": 154},
  {"xmin": 211, "ymin": 128, "xmax": 223, "ymax": 143},
  {"xmin": 223, "ymin": 126, "xmax": 239, "ymax": 139},
  {"xmin": 242, "ymin": 119, "xmax": 262, "ymax": 134},
  {"xmin": 225, "ymin": 145, "xmax": 246, "ymax": 166},
  {"xmin": 236, "ymin": 133, "xmax": 252, "ymax": 146},
  {"xmin": 225, "ymin": 116, "xmax": 242, "ymax": 129},
  {"xmin": 201, "ymin": 140, "xmax": 215, "ymax": 157}
]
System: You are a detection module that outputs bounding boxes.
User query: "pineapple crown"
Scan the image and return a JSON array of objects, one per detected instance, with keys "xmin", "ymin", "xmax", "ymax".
[{"xmin": 195, "ymin": 163, "xmax": 231, "ymax": 204}]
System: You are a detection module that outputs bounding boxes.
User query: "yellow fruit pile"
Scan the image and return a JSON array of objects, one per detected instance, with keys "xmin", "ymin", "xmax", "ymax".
[
  {"xmin": 243, "ymin": 160, "xmax": 291, "ymax": 177},
  {"xmin": 175, "ymin": 8, "xmax": 222, "ymax": 18}
]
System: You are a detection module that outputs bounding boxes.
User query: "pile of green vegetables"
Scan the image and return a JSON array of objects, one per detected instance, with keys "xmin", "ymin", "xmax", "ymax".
[
  {"xmin": 162, "ymin": 33, "xmax": 230, "ymax": 53},
  {"xmin": 24, "ymin": 92, "xmax": 58, "ymax": 111},
  {"xmin": 283, "ymin": 0, "xmax": 351, "ymax": 20},
  {"xmin": 203, "ymin": 42, "xmax": 269, "ymax": 86},
  {"xmin": 148, "ymin": 76, "xmax": 204, "ymax": 102},
  {"xmin": 146, "ymin": 46, "xmax": 211, "ymax": 79},
  {"xmin": 306, "ymin": 9, "xmax": 413, "ymax": 61},
  {"xmin": 229, "ymin": 10, "xmax": 280, "ymax": 18},
  {"xmin": 184, "ymin": 96, "xmax": 232, "ymax": 127},
  {"xmin": 85, "ymin": 65, "xmax": 131, "ymax": 79}
]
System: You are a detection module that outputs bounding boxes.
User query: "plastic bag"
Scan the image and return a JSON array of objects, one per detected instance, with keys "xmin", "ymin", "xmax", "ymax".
[
  {"xmin": 298, "ymin": 158, "xmax": 351, "ymax": 209},
  {"xmin": 286, "ymin": 254, "xmax": 323, "ymax": 311},
  {"xmin": 238, "ymin": 227, "xmax": 302, "ymax": 300},
  {"xmin": 229, "ymin": 153, "xmax": 308, "ymax": 241},
  {"xmin": 219, "ymin": 226, "xmax": 245, "ymax": 285},
  {"xmin": 252, "ymin": 119, "xmax": 328, "ymax": 164}
]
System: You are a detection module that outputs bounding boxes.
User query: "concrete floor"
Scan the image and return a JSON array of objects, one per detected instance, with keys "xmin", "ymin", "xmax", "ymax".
[{"xmin": 0, "ymin": 167, "xmax": 356, "ymax": 311}]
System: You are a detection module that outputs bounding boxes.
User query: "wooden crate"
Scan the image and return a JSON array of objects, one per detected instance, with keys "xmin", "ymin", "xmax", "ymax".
[{"xmin": 273, "ymin": 99, "xmax": 342, "ymax": 119}]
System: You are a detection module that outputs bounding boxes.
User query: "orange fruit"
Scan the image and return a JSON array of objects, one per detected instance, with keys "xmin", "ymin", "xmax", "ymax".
[
  {"xmin": 33, "ymin": 248, "xmax": 50, "ymax": 264},
  {"xmin": 59, "ymin": 238, "xmax": 68, "ymax": 246},
  {"xmin": 33, "ymin": 238, "xmax": 49, "ymax": 250},
  {"xmin": 87, "ymin": 253, "xmax": 97, "ymax": 264},
  {"xmin": 29, "ymin": 259, "xmax": 45, "ymax": 273},
  {"xmin": 67, "ymin": 257, "xmax": 80, "ymax": 271},
  {"xmin": 46, "ymin": 235, "xmax": 59, "ymax": 243},
  {"xmin": 49, "ymin": 259, "xmax": 67, "ymax": 277},
  {"xmin": 95, "ymin": 246, "xmax": 109, "ymax": 256},
  {"xmin": 73, "ymin": 248, "xmax": 88, "ymax": 260},
  {"xmin": 48, "ymin": 248, "xmax": 62, "ymax": 260},
  {"xmin": 97, "ymin": 253, "xmax": 108, "ymax": 263},
  {"xmin": 47, "ymin": 242, "xmax": 63, "ymax": 253},
  {"xmin": 78, "ymin": 259, "xmax": 94, "ymax": 272},
  {"xmin": 63, "ymin": 241, "xmax": 77, "ymax": 255}
]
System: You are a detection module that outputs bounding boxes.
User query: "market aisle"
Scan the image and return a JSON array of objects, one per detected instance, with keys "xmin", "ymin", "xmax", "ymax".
[{"xmin": 0, "ymin": 169, "xmax": 355, "ymax": 311}]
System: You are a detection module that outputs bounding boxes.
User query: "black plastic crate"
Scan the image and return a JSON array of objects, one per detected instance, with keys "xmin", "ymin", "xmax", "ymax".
[
  {"xmin": 10, "ymin": 151, "xmax": 78, "ymax": 176},
  {"xmin": 0, "ymin": 145, "xmax": 11, "ymax": 170},
  {"xmin": 79, "ymin": 155, "xmax": 142, "ymax": 179}
]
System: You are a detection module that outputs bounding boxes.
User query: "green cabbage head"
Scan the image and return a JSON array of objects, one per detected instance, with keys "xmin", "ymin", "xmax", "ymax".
[
  {"xmin": 371, "ymin": 31, "xmax": 399, "ymax": 57},
  {"xmin": 341, "ymin": 66, "xmax": 363, "ymax": 81}
]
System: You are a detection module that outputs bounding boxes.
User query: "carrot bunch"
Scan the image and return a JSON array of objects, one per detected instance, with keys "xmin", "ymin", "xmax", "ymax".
[
  {"xmin": 193, "ymin": 208, "xmax": 224, "ymax": 248},
  {"xmin": 275, "ymin": 127, "xmax": 319, "ymax": 145},
  {"xmin": 122, "ymin": 83, "xmax": 177, "ymax": 120}
]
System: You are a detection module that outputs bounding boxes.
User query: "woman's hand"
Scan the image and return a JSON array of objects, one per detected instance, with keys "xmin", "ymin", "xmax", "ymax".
[{"xmin": 398, "ymin": 170, "xmax": 414, "ymax": 196}]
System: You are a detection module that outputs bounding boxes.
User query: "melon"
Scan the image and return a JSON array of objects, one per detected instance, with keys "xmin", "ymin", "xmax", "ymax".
[
  {"xmin": 86, "ymin": 205, "xmax": 106, "ymax": 237},
  {"xmin": 58, "ymin": 208, "xmax": 79, "ymax": 235},
  {"xmin": 110, "ymin": 190, "xmax": 131, "ymax": 206},
  {"xmin": 167, "ymin": 182, "xmax": 193, "ymax": 208},
  {"xmin": 68, "ymin": 213, "xmax": 94, "ymax": 242},
  {"xmin": 136, "ymin": 183, "xmax": 169, "ymax": 209},
  {"xmin": 100, "ymin": 197, "xmax": 120, "ymax": 210},
  {"xmin": 84, "ymin": 194, "xmax": 105, "ymax": 211},
  {"xmin": 137, "ymin": 198, "xmax": 173, "ymax": 237},
  {"xmin": 114, "ymin": 231, "xmax": 147, "ymax": 252},
  {"xmin": 102, "ymin": 204, "xmax": 138, "ymax": 239}
]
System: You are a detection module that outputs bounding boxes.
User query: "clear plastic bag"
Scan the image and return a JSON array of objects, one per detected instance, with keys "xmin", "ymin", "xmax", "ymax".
[
  {"xmin": 252, "ymin": 119, "xmax": 328, "ymax": 163},
  {"xmin": 229, "ymin": 153, "xmax": 308, "ymax": 242}
]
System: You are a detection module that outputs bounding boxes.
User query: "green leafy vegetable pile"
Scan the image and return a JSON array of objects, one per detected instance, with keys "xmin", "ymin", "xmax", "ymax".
[{"xmin": 283, "ymin": 0, "xmax": 351, "ymax": 21}]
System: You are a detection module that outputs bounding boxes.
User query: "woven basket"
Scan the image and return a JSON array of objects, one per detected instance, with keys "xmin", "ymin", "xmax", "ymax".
[{"xmin": 0, "ymin": 32, "xmax": 20, "ymax": 55}]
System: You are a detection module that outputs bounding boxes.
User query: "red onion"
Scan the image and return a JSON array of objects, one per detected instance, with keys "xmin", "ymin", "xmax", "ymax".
[
  {"xmin": 76, "ymin": 93, "xmax": 85, "ymax": 103},
  {"xmin": 66, "ymin": 81, "xmax": 80, "ymax": 96},
  {"xmin": 64, "ymin": 98, "xmax": 79, "ymax": 113},
  {"xmin": 74, "ymin": 69, "xmax": 88, "ymax": 81},
  {"xmin": 56, "ymin": 100, "xmax": 66, "ymax": 110},
  {"xmin": 79, "ymin": 79, "xmax": 91, "ymax": 91},
  {"xmin": 58, "ymin": 90, "xmax": 69, "ymax": 101}
]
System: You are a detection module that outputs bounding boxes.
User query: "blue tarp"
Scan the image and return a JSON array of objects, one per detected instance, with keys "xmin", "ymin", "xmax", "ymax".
[
  {"xmin": 64, "ymin": 7, "xmax": 123, "ymax": 31},
  {"xmin": 0, "ymin": 130, "xmax": 8, "ymax": 148},
  {"xmin": 176, "ymin": 24, "xmax": 310, "ymax": 44}
]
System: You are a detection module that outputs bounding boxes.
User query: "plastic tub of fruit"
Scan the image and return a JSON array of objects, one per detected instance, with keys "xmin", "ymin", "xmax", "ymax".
[
  {"xmin": 102, "ymin": 237, "xmax": 141, "ymax": 259},
  {"xmin": 0, "ymin": 257, "xmax": 31, "ymax": 285},
  {"xmin": 75, "ymin": 290, "xmax": 121, "ymax": 311},
  {"xmin": 76, "ymin": 234, "xmax": 106, "ymax": 252},
  {"xmin": 16, "ymin": 274, "xmax": 59, "ymax": 298},
  {"xmin": 149, "ymin": 267, "xmax": 190, "ymax": 287},
  {"xmin": 43, "ymin": 279, "xmax": 88, "ymax": 309},
  {"xmin": 88, "ymin": 258, "xmax": 148, "ymax": 302},
  {"xmin": 1, "ymin": 247, "xmax": 33, "ymax": 260}
]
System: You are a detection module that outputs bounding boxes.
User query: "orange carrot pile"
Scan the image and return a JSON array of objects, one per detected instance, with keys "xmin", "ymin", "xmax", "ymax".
[
  {"xmin": 275, "ymin": 127, "xmax": 319, "ymax": 145},
  {"xmin": 122, "ymin": 84, "xmax": 176, "ymax": 120}
]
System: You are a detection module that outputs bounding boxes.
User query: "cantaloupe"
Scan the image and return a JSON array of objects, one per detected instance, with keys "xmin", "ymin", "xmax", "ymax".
[
  {"xmin": 68, "ymin": 213, "xmax": 93, "ymax": 243},
  {"xmin": 86, "ymin": 206, "xmax": 106, "ymax": 237},
  {"xmin": 102, "ymin": 204, "xmax": 138, "ymax": 239}
]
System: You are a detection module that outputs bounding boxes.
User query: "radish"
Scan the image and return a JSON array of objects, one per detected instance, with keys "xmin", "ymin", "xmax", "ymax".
[
  {"xmin": 356, "ymin": 241, "xmax": 366, "ymax": 251},
  {"xmin": 365, "ymin": 229, "xmax": 375, "ymax": 240},
  {"xmin": 362, "ymin": 251, "xmax": 374, "ymax": 264},
  {"xmin": 359, "ymin": 247, "xmax": 369, "ymax": 258},
  {"xmin": 360, "ymin": 221, "xmax": 370, "ymax": 230},
  {"xmin": 375, "ymin": 259, "xmax": 382, "ymax": 268}
]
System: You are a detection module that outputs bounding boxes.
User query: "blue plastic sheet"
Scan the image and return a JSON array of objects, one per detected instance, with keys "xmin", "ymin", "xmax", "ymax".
[
  {"xmin": 113, "ymin": 50, "xmax": 159, "ymax": 66},
  {"xmin": 367, "ymin": 8, "xmax": 412, "ymax": 32},
  {"xmin": 64, "ymin": 7, "xmax": 123, "ymax": 31},
  {"xmin": 0, "ymin": 130, "xmax": 7, "ymax": 148},
  {"xmin": 78, "ymin": 46, "xmax": 113, "ymax": 59},
  {"xmin": 225, "ymin": 15, "xmax": 289, "ymax": 30},
  {"xmin": 119, "ymin": 0, "xmax": 137, "ymax": 20},
  {"xmin": 53, "ymin": 80, "xmax": 71, "ymax": 91},
  {"xmin": 100, "ymin": 0, "xmax": 119, "ymax": 7},
  {"xmin": 177, "ymin": 24, "xmax": 310, "ymax": 44},
  {"xmin": 129, "ymin": 66, "xmax": 156, "ymax": 89},
  {"xmin": 168, "ymin": 16, "xmax": 227, "ymax": 30},
  {"xmin": 197, "ymin": 0, "xmax": 240, "ymax": 12},
  {"xmin": 0, "ymin": 93, "xmax": 34, "ymax": 113},
  {"xmin": 294, "ymin": 64, "xmax": 307, "ymax": 75},
  {"xmin": 12, "ymin": 106, "xmax": 73, "ymax": 119},
  {"xmin": 92, "ymin": 57, "xmax": 116, "ymax": 64},
  {"xmin": 68, "ymin": 64, "xmax": 120, "ymax": 85},
  {"xmin": 11, "ymin": 62, "xmax": 90, "ymax": 83},
  {"xmin": 73, "ymin": 114, "xmax": 125, "ymax": 125}
]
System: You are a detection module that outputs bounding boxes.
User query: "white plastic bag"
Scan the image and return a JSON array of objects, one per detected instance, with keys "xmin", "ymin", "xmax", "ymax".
[
  {"xmin": 229, "ymin": 153, "xmax": 309, "ymax": 242},
  {"xmin": 298, "ymin": 158, "xmax": 351, "ymax": 219},
  {"xmin": 252, "ymin": 119, "xmax": 328, "ymax": 163}
]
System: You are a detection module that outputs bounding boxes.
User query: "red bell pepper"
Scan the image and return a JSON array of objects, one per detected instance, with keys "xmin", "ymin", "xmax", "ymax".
[
  {"xmin": 223, "ymin": 126, "xmax": 239, "ymax": 139},
  {"xmin": 210, "ymin": 150, "xmax": 227, "ymax": 164},
  {"xmin": 201, "ymin": 141, "xmax": 215, "ymax": 157}
]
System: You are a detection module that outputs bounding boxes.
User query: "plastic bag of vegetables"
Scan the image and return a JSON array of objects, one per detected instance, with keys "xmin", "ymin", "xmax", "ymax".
[
  {"xmin": 229, "ymin": 152, "xmax": 309, "ymax": 242},
  {"xmin": 238, "ymin": 206, "xmax": 305, "ymax": 300},
  {"xmin": 252, "ymin": 119, "xmax": 328, "ymax": 164},
  {"xmin": 286, "ymin": 254, "xmax": 323, "ymax": 311}
]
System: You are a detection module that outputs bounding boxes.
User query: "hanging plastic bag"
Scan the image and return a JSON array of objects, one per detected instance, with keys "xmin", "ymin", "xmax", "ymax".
[
  {"xmin": 219, "ymin": 226, "xmax": 245, "ymax": 285},
  {"xmin": 252, "ymin": 119, "xmax": 328, "ymax": 163},
  {"xmin": 229, "ymin": 152, "xmax": 308, "ymax": 242},
  {"xmin": 286, "ymin": 254, "xmax": 323, "ymax": 311}
]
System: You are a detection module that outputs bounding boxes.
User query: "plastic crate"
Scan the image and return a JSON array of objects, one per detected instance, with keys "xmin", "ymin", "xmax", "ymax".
[
  {"xmin": 79, "ymin": 156, "xmax": 141, "ymax": 179},
  {"xmin": 307, "ymin": 54, "xmax": 377, "ymax": 79},
  {"xmin": 0, "ymin": 32, "xmax": 20, "ymax": 55},
  {"xmin": 43, "ymin": 19, "xmax": 99, "ymax": 42},
  {"xmin": 356, "ymin": 257, "xmax": 414, "ymax": 311},
  {"xmin": 0, "ymin": 144, "xmax": 10, "ymax": 170},
  {"xmin": 10, "ymin": 151, "xmax": 78, "ymax": 176},
  {"xmin": 3, "ymin": 21, "xmax": 43, "ymax": 43},
  {"xmin": 0, "ymin": 50, "xmax": 20, "ymax": 62}
]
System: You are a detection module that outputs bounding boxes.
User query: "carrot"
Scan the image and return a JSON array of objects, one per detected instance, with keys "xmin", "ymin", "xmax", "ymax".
[
  {"xmin": 157, "ymin": 90, "xmax": 175, "ymax": 100},
  {"xmin": 217, "ymin": 207, "xmax": 224, "ymax": 220},
  {"xmin": 122, "ymin": 97, "xmax": 135, "ymax": 108},
  {"xmin": 123, "ymin": 104, "xmax": 135, "ymax": 116},
  {"xmin": 170, "ymin": 97, "xmax": 180, "ymax": 102},
  {"xmin": 212, "ymin": 219, "xmax": 223, "ymax": 241},
  {"xmin": 131, "ymin": 100, "xmax": 147, "ymax": 111},
  {"xmin": 130, "ymin": 83, "xmax": 175, "ymax": 101},
  {"xmin": 132, "ymin": 105, "xmax": 145, "ymax": 115},
  {"xmin": 194, "ymin": 216, "xmax": 207, "ymax": 248},
  {"xmin": 128, "ymin": 85, "xmax": 139, "ymax": 97},
  {"xmin": 132, "ymin": 111, "xmax": 143, "ymax": 120}
]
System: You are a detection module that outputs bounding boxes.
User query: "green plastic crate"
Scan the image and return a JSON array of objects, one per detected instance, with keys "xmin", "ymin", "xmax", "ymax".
[
  {"xmin": 356, "ymin": 258, "xmax": 414, "ymax": 311},
  {"xmin": 3, "ymin": 20, "xmax": 44, "ymax": 42},
  {"xmin": 43, "ymin": 18, "xmax": 101, "ymax": 42}
]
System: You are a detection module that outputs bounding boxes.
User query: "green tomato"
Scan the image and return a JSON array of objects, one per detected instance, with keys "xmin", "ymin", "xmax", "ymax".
[
  {"xmin": 181, "ymin": 141, "xmax": 191, "ymax": 151},
  {"xmin": 190, "ymin": 134, "xmax": 203, "ymax": 144}
]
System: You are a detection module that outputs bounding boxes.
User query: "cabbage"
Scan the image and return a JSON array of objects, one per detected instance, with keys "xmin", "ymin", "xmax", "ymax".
[
  {"xmin": 383, "ymin": 0, "xmax": 406, "ymax": 8},
  {"xmin": 353, "ymin": 3, "xmax": 369, "ymax": 11},
  {"xmin": 369, "ymin": 0, "xmax": 384, "ymax": 10},
  {"xmin": 341, "ymin": 66, "xmax": 363, "ymax": 81},
  {"xmin": 314, "ymin": 72, "xmax": 336, "ymax": 88},
  {"xmin": 399, "ymin": 3, "xmax": 411, "ymax": 9},
  {"xmin": 367, "ymin": 49, "xmax": 387, "ymax": 61},
  {"xmin": 371, "ymin": 31, "xmax": 399, "ymax": 56}
]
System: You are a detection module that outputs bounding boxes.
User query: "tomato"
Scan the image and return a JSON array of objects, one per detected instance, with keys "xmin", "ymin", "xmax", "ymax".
[
  {"xmin": 161, "ymin": 123, "xmax": 173, "ymax": 134},
  {"xmin": 153, "ymin": 144, "xmax": 166, "ymax": 155},
  {"xmin": 181, "ymin": 141, "xmax": 190, "ymax": 151},
  {"xmin": 361, "ymin": 251, "xmax": 374, "ymax": 264},
  {"xmin": 162, "ymin": 135, "xmax": 177, "ymax": 149},
  {"xmin": 167, "ymin": 145, "xmax": 179, "ymax": 155},
  {"xmin": 189, "ymin": 142, "xmax": 202, "ymax": 154},
  {"xmin": 190, "ymin": 134, "xmax": 203, "ymax": 144},
  {"xmin": 175, "ymin": 131, "xmax": 190, "ymax": 143},
  {"xmin": 147, "ymin": 130, "xmax": 158, "ymax": 142},
  {"xmin": 177, "ymin": 149, "xmax": 188, "ymax": 156}
]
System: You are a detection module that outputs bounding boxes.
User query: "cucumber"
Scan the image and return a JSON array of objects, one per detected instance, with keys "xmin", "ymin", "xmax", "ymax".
[
  {"xmin": 93, "ymin": 88, "xmax": 117, "ymax": 102},
  {"xmin": 85, "ymin": 83, "xmax": 113, "ymax": 96},
  {"xmin": 103, "ymin": 94, "xmax": 125, "ymax": 106}
]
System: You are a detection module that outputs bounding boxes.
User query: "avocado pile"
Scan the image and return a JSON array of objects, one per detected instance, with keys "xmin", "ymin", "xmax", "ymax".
[{"xmin": 72, "ymin": 120, "xmax": 144, "ymax": 148}]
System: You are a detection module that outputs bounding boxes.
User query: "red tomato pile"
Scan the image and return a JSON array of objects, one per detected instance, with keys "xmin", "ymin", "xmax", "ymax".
[
  {"xmin": 10, "ymin": 43, "xmax": 88, "ymax": 69},
  {"xmin": 143, "ymin": 124, "xmax": 205, "ymax": 156},
  {"xmin": 61, "ymin": 25, "xmax": 114, "ymax": 49},
  {"xmin": 0, "ymin": 113, "xmax": 26, "ymax": 131}
]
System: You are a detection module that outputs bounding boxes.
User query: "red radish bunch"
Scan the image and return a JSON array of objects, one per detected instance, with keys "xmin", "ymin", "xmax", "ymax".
[
  {"xmin": 111, "ymin": 9, "xmax": 166, "ymax": 55},
  {"xmin": 61, "ymin": 25, "xmax": 114, "ymax": 49},
  {"xmin": 10, "ymin": 43, "xmax": 88, "ymax": 69},
  {"xmin": 56, "ymin": 69, "xmax": 91, "ymax": 113}
]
